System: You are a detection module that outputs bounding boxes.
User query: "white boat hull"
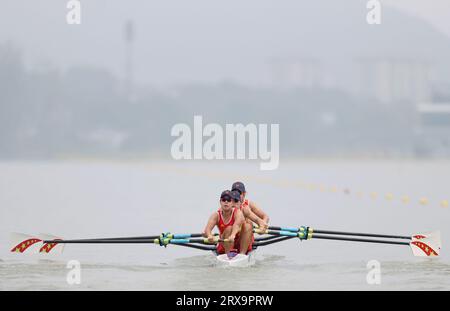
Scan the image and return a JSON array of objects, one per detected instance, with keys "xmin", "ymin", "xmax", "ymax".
[{"xmin": 215, "ymin": 251, "xmax": 255, "ymax": 267}]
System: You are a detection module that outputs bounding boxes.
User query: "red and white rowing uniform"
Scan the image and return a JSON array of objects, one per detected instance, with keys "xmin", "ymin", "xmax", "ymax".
[{"xmin": 216, "ymin": 207, "xmax": 253, "ymax": 254}]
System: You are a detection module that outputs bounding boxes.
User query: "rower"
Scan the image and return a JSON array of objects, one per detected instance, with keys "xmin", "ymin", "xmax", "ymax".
[
  {"xmin": 230, "ymin": 189, "xmax": 254, "ymax": 255},
  {"xmin": 231, "ymin": 181, "xmax": 270, "ymax": 231},
  {"xmin": 203, "ymin": 190, "xmax": 253, "ymax": 255}
]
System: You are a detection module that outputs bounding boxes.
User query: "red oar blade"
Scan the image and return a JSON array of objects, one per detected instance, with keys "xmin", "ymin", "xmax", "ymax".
[
  {"xmin": 10, "ymin": 233, "xmax": 43, "ymax": 254},
  {"xmin": 410, "ymin": 231, "xmax": 441, "ymax": 257},
  {"xmin": 10, "ymin": 233, "xmax": 65, "ymax": 254},
  {"xmin": 38, "ymin": 233, "xmax": 65, "ymax": 254}
]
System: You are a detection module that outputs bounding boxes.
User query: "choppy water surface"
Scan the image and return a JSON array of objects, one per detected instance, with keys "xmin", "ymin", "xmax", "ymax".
[{"xmin": 1, "ymin": 160, "xmax": 449, "ymax": 290}]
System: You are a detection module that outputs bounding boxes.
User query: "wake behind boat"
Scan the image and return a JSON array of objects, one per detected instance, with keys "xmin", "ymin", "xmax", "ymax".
[{"xmin": 215, "ymin": 250, "xmax": 256, "ymax": 267}]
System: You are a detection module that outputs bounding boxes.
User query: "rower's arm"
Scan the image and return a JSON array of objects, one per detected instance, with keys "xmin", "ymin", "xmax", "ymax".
[
  {"xmin": 249, "ymin": 201, "xmax": 270, "ymax": 225},
  {"xmin": 203, "ymin": 212, "xmax": 218, "ymax": 237},
  {"xmin": 241, "ymin": 205, "xmax": 263, "ymax": 225},
  {"xmin": 230, "ymin": 209, "xmax": 245, "ymax": 238}
]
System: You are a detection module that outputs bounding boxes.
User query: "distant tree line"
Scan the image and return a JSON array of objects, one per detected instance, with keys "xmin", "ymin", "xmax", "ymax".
[{"xmin": 0, "ymin": 43, "xmax": 424, "ymax": 159}]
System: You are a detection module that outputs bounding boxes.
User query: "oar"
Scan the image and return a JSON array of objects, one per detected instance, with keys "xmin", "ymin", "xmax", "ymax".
[
  {"xmin": 254, "ymin": 236, "xmax": 296, "ymax": 247},
  {"xmin": 42, "ymin": 237, "xmax": 229, "ymax": 245},
  {"xmin": 10, "ymin": 232, "xmax": 226, "ymax": 254},
  {"xmin": 255, "ymin": 235, "xmax": 289, "ymax": 242},
  {"xmin": 309, "ymin": 234, "xmax": 409, "ymax": 245},
  {"xmin": 254, "ymin": 229, "xmax": 307, "ymax": 239},
  {"xmin": 256, "ymin": 228, "xmax": 411, "ymax": 246},
  {"xmin": 176, "ymin": 243, "xmax": 217, "ymax": 251},
  {"xmin": 254, "ymin": 228, "xmax": 441, "ymax": 257},
  {"xmin": 56, "ymin": 233, "xmax": 211, "ymax": 242},
  {"xmin": 262, "ymin": 225, "xmax": 411, "ymax": 240}
]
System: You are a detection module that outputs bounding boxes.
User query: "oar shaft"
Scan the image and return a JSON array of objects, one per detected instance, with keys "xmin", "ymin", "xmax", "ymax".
[
  {"xmin": 170, "ymin": 238, "xmax": 229, "ymax": 244},
  {"xmin": 44, "ymin": 237, "xmax": 227, "ymax": 245},
  {"xmin": 314, "ymin": 230, "xmax": 410, "ymax": 240},
  {"xmin": 257, "ymin": 229, "xmax": 410, "ymax": 245},
  {"xmin": 254, "ymin": 236, "xmax": 296, "ymax": 247},
  {"xmin": 61, "ymin": 233, "xmax": 208, "ymax": 242},
  {"xmin": 175, "ymin": 243, "xmax": 216, "ymax": 251},
  {"xmin": 254, "ymin": 229, "xmax": 303, "ymax": 238},
  {"xmin": 43, "ymin": 239, "xmax": 164, "ymax": 244},
  {"xmin": 43, "ymin": 239, "xmax": 154, "ymax": 244},
  {"xmin": 267, "ymin": 226, "xmax": 410, "ymax": 240},
  {"xmin": 312, "ymin": 234, "xmax": 410, "ymax": 245},
  {"xmin": 255, "ymin": 235, "xmax": 289, "ymax": 242}
]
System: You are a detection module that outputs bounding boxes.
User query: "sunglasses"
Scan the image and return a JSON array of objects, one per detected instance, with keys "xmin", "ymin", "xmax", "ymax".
[{"xmin": 221, "ymin": 198, "xmax": 240, "ymax": 203}]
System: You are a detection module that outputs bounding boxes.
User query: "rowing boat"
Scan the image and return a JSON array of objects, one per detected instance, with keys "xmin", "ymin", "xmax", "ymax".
[{"xmin": 10, "ymin": 225, "xmax": 442, "ymax": 264}]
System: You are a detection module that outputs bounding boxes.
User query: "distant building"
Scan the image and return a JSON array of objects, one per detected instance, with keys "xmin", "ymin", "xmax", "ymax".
[
  {"xmin": 414, "ymin": 102, "xmax": 450, "ymax": 156},
  {"xmin": 357, "ymin": 59, "xmax": 432, "ymax": 104},
  {"xmin": 268, "ymin": 58, "xmax": 329, "ymax": 89},
  {"xmin": 417, "ymin": 103, "xmax": 450, "ymax": 127},
  {"xmin": 124, "ymin": 20, "xmax": 135, "ymax": 101}
]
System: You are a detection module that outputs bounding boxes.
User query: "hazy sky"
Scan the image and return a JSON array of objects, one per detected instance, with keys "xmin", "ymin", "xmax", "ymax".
[
  {"xmin": 384, "ymin": 0, "xmax": 450, "ymax": 37},
  {"xmin": 1, "ymin": 0, "xmax": 449, "ymax": 87}
]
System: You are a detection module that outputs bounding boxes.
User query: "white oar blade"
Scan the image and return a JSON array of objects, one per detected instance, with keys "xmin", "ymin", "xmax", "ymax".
[
  {"xmin": 410, "ymin": 231, "xmax": 441, "ymax": 257},
  {"xmin": 10, "ymin": 233, "xmax": 43, "ymax": 254},
  {"xmin": 38, "ymin": 233, "xmax": 65, "ymax": 254}
]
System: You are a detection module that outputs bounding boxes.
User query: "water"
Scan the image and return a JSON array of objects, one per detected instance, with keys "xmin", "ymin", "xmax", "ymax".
[{"xmin": 0, "ymin": 159, "xmax": 449, "ymax": 290}]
